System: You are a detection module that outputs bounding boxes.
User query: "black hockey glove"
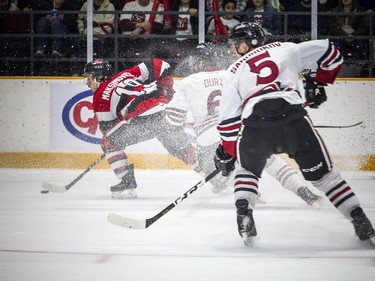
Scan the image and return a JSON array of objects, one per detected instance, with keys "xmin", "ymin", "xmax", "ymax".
[
  {"xmin": 214, "ymin": 144, "xmax": 236, "ymax": 177},
  {"xmin": 303, "ymin": 72, "xmax": 327, "ymax": 109}
]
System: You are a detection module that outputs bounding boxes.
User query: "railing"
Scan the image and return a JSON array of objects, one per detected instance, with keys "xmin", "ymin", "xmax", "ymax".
[{"xmin": 0, "ymin": 9, "xmax": 374, "ymax": 77}]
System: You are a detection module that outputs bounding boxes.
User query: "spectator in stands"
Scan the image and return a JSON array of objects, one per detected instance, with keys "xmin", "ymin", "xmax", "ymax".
[
  {"xmin": 166, "ymin": 0, "xmax": 199, "ymax": 55},
  {"xmin": 76, "ymin": 0, "xmax": 115, "ymax": 58},
  {"xmin": 287, "ymin": 0, "xmax": 332, "ymax": 42},
  {"xmin": 118, "ymin": 0, "xmax": 165, "ymax": 68},
  {"xmin": 207, "ymin": 0, "xmax": 240, "ymax": 38},
  {"xmin": 268, "ymin": 0, "xmax": 282, "ymax": 11},
  {"xmin": 205, "ymin": 0, "xmax": 246, "ymax": 36},
  {"xmin": 277, "ymin": 0, "xmax": 296, "ymax": 12},
  {"xmin": 34, "ymin": 0, "xmax": 80, "ymax": 58},
  {"xmin": 206, "ymin": 0, "xmax": 247, "ymax": 14},
  {"xmin": 356, "ymin": 0, "xmax": 374, "ymax": 76},
  {"xmin": 110, "ymin": 0, "xmax": 125, "ymax": 11},
  {"xmin": 8, "ymin": 0, "xmax": 32, "ymax": 10},
  {"xmin": 242, "ymin": 0, "xmax": 282, "ymax": 36},
  {"xmin": 119, "ymin": 0, "xmax": 164, "ymax": 35},
  {"xmin": 327, "ymin": 0, "xmax": 369, "ymax": 60}
]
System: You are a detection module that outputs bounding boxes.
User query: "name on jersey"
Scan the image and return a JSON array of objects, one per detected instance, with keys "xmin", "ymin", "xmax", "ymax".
[
  {"xmin": 204, "ymin": 77, "xmax": 223, "ymax": 88},
  {"xmin": 102, "ymin": 72, "xmax": 133, "ymax": 101},
  {"xmin": 229, "ymin": 42, "xmax": 282, "ymax": 74}
]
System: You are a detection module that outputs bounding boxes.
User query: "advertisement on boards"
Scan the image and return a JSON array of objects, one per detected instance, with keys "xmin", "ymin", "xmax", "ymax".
[
  {"xmin": 50, "ymin": 83, "xmax": 101, "ymax": 151},
  {"xmin": 49, "ymin": 82, "xmax": 172, "ymax": 153}
]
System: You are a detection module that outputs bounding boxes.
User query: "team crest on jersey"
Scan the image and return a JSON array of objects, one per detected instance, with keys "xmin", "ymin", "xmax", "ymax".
[
  {"xmin": 131, "ymin": 14, "xmax": 146, "ymax": 22},
  {"xmin": 62, "ymin": 90, "xmax": 101, "ymax": 144},
  {"xmin": 177, "ymin": 17, "xmax": 188, "ymax": 30}
]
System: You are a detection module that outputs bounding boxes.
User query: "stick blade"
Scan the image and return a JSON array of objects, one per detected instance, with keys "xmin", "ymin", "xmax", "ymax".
[
  {"xmin": 107, "ymin": 213, "xmax": 146, "ymax": 229},
  {"xmin": 42, "ymin": 182, "xmax": 68, "ymax": 193},
  {"xmin": 365, "ymin": 237, "xmax": 375, "ymax": 248}
]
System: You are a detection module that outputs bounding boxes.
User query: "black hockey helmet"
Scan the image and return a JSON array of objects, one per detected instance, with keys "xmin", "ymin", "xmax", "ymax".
[
  {"xmin": 230, "ymin": 22, "xmax": 266, "ymax": 50},
  {"xmin": 83, "ymin": 59, "xmax": 114, "ymax": 83},
  {"xmin": 191, "ymin": 42, "xmax": 229, "ymax": 71}
]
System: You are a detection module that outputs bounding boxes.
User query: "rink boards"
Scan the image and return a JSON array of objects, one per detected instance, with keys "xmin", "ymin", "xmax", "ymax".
[
  {"xmin": 0, "ymin": 152, "xmax": 374, "ymax": 171},
  {"xmin": 0, "ymin": 77, "xmax": 374, "ymax": 171}
]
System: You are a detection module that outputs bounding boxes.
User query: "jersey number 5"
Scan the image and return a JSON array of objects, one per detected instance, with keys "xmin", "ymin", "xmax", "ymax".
[{"xmin": 246, "ymin": 51, "xmax": 279, "ymax": 85}]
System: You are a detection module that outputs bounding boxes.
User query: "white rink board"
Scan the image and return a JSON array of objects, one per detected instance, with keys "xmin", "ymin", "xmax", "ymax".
[{"xmin": 0, "ymin": 78, "xmax": 374, "ymax": 155}]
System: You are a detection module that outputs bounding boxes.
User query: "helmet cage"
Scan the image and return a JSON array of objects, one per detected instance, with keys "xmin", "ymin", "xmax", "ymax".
[
  {"xmin": 83, "ymin": 59, "xmax": 113, "ymax": 84},
  {"xmin": 190, "ymin": 42, "xmax": 223, "ymax": 71},
  {"xmin": 230, "ymin": 22, "xmax": 266, "ymax": 51}
]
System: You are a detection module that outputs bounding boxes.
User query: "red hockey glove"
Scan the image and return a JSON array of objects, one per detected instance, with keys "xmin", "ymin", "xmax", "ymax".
[
  {"xmin": 303, "ymin": 72, "xmax": 327, "ymax": 109},
  {"xmin": 157, "ymin": 76, "xmax": 175, "ymax": 101},
  {"xmin": 214, "ymin": 144, "xmax": 236, "ymax": 177}
]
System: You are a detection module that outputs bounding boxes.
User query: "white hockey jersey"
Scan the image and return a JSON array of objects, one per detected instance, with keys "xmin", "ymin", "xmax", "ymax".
[
  {"xmin": 218, "ymin": 39, "xmax": 343, "ymax": 157},
  {"xmin": 166, "ymin": 70, "xmax": 226, "ymax": 145}
]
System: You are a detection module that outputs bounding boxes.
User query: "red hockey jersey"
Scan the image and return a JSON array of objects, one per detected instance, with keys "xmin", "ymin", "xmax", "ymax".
[{"xmin": 93, "ymin": 59, "xmax": 171, "ymax": 124}]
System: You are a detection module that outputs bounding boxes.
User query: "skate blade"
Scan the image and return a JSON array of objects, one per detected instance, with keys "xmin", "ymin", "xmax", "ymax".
[
  {"xmin": 241, "ymin": 233, "xmax": 254, "ymax": 247},
  {"xmin": 309, "ymin": 196, "xmax": 322, "ymax": 207},
  {"xmin": 111, "ymin": 190, "xmax": 137, "ymax": 199}
]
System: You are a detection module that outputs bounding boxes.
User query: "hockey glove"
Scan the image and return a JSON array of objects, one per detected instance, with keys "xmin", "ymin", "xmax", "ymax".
[
  {"xmin": 157, "ymin": 76, "xmax": 175, "ymax": 101},
  {"xmin": 214, "ymin": 144, "xmax": 236, "ymax": 177},
  {"xmin": 303, "ymin": 72, "xmax": 327, "ymax": 109}
]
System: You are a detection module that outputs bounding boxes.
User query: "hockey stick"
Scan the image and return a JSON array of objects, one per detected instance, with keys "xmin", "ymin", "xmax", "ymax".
[
  {"xmin": 314, "ymin": 121, "xmax": 363, "ymax": 129},
  {"xmin": 42, "ymin": 153, "xmax": 106, "ymax": 193},
  {"xmin": 107, "ymin": 168, "xmax": 221, "ymax": 229},
  {"xmin": 303, "ymin": 102, "xmax": 363, "ymax": 129}
]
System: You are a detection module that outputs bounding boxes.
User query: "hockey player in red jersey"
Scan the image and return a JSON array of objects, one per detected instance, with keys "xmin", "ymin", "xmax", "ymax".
[
  {"xmin": 167, "ymin": 43, "xmax": 320, "ymax": 205},
  {"xmin": 84, "ymin": 58, "xmax": 199, "ymax": 199},
  {"xmin": 214, "ymin": 22, "xmax": 375, "ymax": 245}
]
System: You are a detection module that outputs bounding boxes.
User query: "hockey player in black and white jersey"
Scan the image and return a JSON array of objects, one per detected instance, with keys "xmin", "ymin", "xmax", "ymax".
[
  {"xmin": 166, "ymin": 43, "xmax": 320, "ymax": 205},
  {"xmin": 214, "ymin": 22, "xmax": 375, "ymax": 245}
]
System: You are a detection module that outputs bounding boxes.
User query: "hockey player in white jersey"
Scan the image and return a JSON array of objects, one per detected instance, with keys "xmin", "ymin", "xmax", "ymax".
[
  {"xmin": 214, "ymin": 22, "xmax": 375, "ymax": 245},
  {"xmin": 166, "ymin": 43, "xmax": 320, "ymax": 205}
]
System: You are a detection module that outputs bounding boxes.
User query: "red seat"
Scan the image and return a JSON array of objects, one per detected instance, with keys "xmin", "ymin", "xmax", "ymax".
[{"xmin": 1, "ymin": 14, "xmax": 30, "ymax": 33}]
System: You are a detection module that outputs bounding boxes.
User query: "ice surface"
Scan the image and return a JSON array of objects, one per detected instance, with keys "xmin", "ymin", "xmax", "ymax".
[{"xmin": 0, "ymin": 169, "xmax": 375, "ymax": 281}]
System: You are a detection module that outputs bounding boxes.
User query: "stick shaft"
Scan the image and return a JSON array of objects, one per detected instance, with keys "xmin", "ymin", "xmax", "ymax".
[
  {"xmin": 107, "ymin": 169, "xmax": 221, "ymax": 229},
  {"xmin": 42, "ymin": 154, "xmax": 106, "ymax": 193},
  {"xmin": 314, "ymin": 121, "xmax": 363, "ymax": 129},
  {"xmin": 65, "ymin": 154, "xmax": 106, "ymax": 190}
]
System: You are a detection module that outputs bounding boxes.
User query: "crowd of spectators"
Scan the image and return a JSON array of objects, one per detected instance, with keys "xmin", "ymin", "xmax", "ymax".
[{"xmin": 0, "ymin": 0, "xmax": 374, "ymax": 77}]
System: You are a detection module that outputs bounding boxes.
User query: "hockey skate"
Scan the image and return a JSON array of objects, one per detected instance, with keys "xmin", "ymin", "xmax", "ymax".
[
  {"xmin": 236, "ymin": 199, "xmax": 257, "ymax": 246},
  {"xmin": 297, "ymin": 186, "xmax": 320, "ymax": 205},
  {"xmin": 351, "ymin": 207, "xmax": 375, "ymax": 245},
  {"xmin": 110, "ymin": 164, "xmax": 137, "ymax": 199}
]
